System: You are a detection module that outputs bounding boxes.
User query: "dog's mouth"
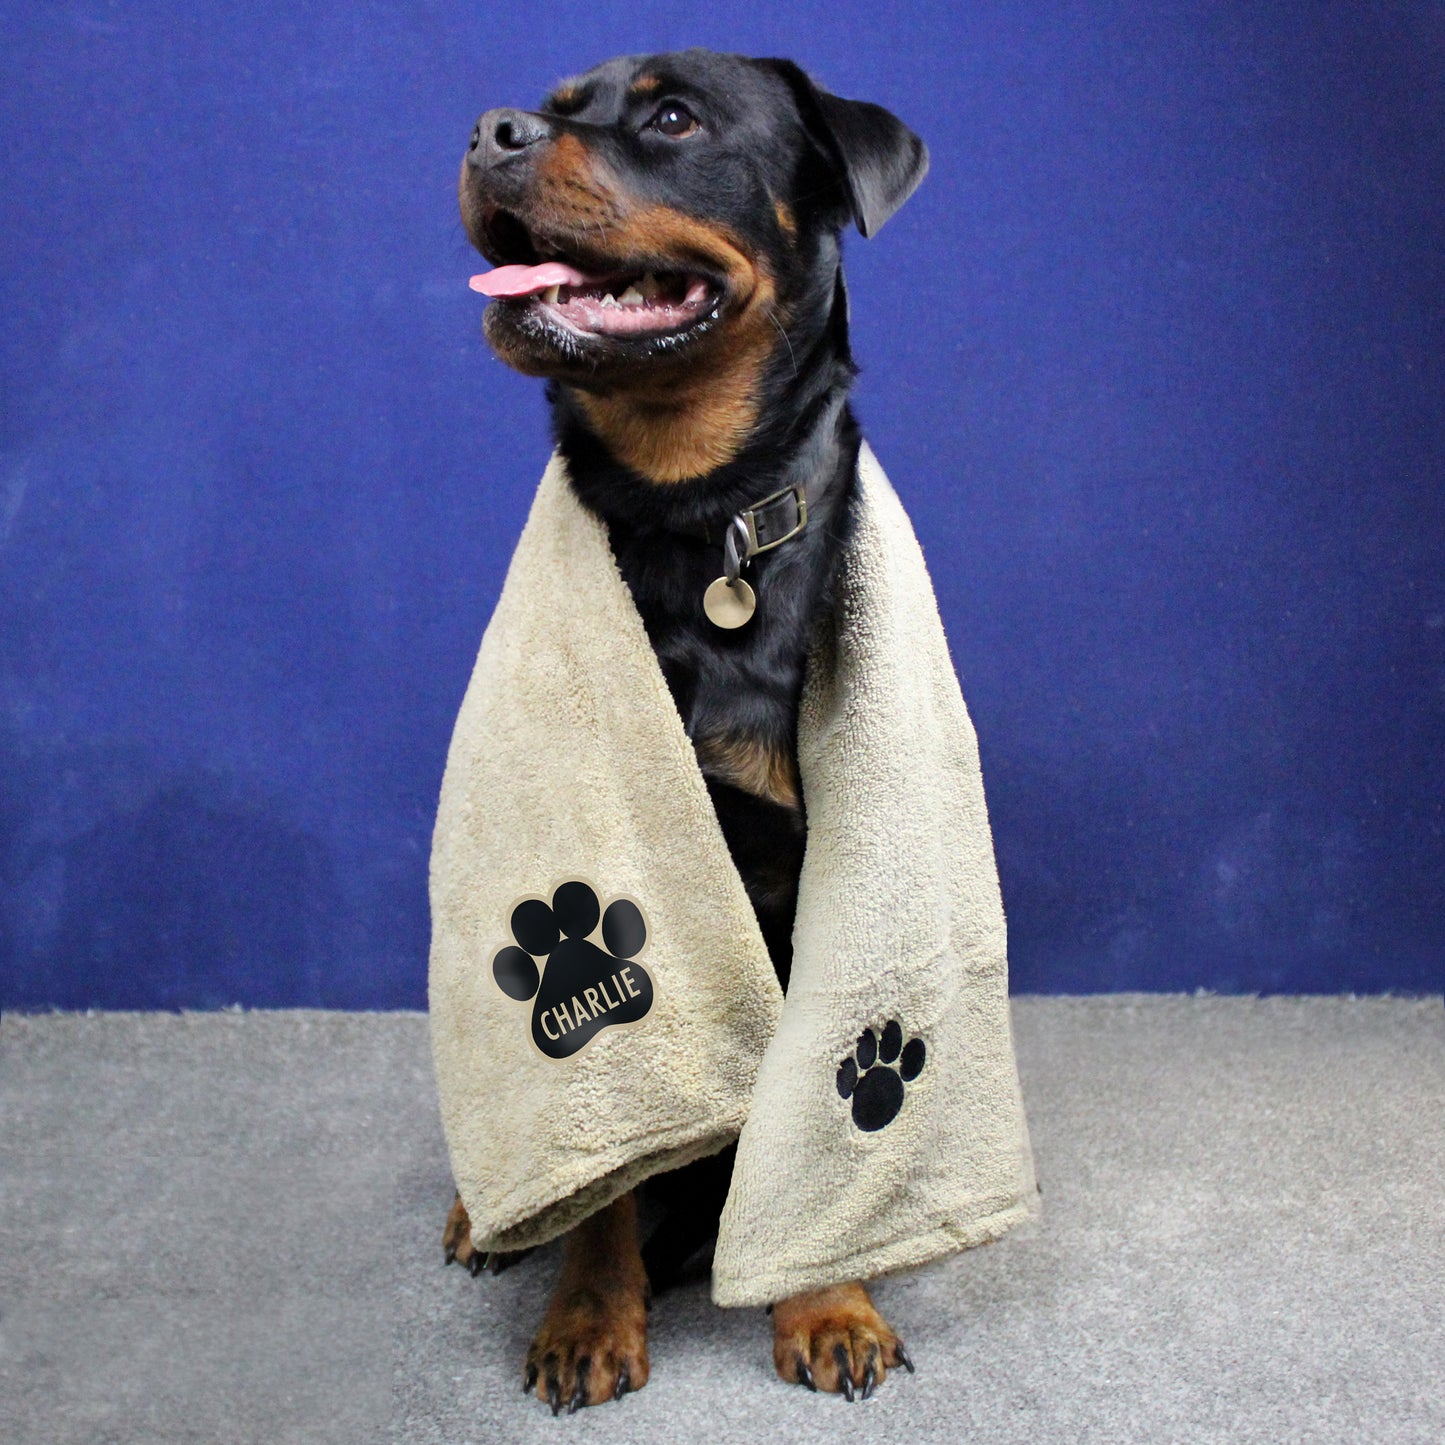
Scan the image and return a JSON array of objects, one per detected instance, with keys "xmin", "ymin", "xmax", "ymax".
[
  {"xmin": 472, "ymin": 262, "xmax": 714, "ymax": 338},
  {"xmin": 470, "ymin": 208, "xmax": 724, "ymax": 348}
]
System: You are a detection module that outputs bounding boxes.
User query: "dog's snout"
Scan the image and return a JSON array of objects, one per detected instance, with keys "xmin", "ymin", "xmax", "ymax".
[{"xmin": 469, "ymin": 108, "xmax": 553, "ymax": 166}]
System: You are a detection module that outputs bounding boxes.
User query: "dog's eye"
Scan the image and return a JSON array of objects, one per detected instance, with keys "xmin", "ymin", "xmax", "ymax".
[{"xmin": 649, "ymin": 102, "xmax": 699, "ymax": 139}]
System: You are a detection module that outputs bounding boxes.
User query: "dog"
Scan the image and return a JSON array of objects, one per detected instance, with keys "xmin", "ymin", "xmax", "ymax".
[{"xmin": 444, "ymin": 47, "xmax": 929, "ymax": 1411}]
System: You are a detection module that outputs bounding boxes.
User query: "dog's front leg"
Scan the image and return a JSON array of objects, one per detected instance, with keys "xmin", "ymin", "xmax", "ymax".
[
  {"xmin": 524, "ymin": 1191, "xmax": 650, "ymax": 1413},
  {"xmin": 772, "ymin": 1281, "xmax": 913, "ymax": 1398}
]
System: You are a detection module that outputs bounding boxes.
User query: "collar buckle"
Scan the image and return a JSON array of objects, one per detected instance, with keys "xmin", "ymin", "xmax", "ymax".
[{"xmin": 738, "ymin": 483, "xmax": 809, "ymax": 559}]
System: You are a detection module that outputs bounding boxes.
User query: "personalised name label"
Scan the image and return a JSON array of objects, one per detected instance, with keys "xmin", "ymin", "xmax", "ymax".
[
  {"xmin": 490, "ymin": 882, "xmax": 654, "ymax": 1059},
  {"xmin": 537, "ymin": 964, "xmax": 646, "ymax": 1045}
]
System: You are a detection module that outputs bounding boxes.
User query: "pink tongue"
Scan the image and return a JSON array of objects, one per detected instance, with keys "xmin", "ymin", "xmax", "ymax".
[{"xmin": 468, "ymin": 262, "xmax": 594, "ymax": 298}]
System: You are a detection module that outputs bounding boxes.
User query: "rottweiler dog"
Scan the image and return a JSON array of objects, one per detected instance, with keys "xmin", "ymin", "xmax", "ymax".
[{"xmin": 443, "ymin": 47, "xmax": 929, "ymax": 1411}]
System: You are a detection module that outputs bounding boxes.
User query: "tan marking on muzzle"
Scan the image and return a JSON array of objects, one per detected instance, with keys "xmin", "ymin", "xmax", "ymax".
[
  {"xmin": 569, "ymin": 202, "xmax": 780, "ymax": 483},
  {"xmin": 473, "ymin": 135, "xmax": 785, "ymax": 482}
]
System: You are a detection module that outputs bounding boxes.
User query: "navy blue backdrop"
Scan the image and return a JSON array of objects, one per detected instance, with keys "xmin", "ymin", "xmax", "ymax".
[{"xmin": 2, "ymin": 3, "xmax": 1441, "ymax": 1009}]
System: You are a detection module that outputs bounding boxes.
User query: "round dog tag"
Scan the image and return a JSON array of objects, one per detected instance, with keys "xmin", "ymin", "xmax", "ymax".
[{"xmin": 703, "ymin": 576, "xmax": 756, "ymax": 629}]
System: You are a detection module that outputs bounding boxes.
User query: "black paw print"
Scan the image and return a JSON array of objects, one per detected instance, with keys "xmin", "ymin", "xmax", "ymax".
[
  {"xmin": 836, "ymin": 1021, "xmax": 925, "ymax": 1132},
  {"xmin": 492, "ymin": 881, "xmax": 652, "ymax": 1060}
]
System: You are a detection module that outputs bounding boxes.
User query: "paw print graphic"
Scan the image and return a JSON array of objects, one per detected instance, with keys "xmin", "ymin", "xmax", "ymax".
[
  {"xmin": 491, "ymin": 881, "xmax": 652, "ymax": 1060},
  {"xmin": 836, "ymin": 1020, "xmax": 926, "ymax": 1132}
]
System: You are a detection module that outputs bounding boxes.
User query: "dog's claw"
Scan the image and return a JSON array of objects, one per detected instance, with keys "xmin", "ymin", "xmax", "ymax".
[
  {"xmin": 444, "ymin": 1244, "xmax": 456, "ymax": 1265},
  {"xmin": 796, "ymin": 1353, "xmax": 817, "ymax": 1392},
  {"xmin": 834, "ymin": 1343, "xmax": 854, "ymax": 1401},
  {"xmin": 488, "ymin": 1245, "xmax": 535, "ymax": 1274},
  {"xmin": 616, "ymin": 1364, "xmax": 631, "ymax": 1401},
  {"xmin": 523, "ymin": 1362, "xmax": 538, "ymax": 1394},
  {"xmin": 547, "ymin": 1375, "xmax": 562, "ymax": 1416},
  {"xmin": 861, "ymin": 1350, "xmax": 877, "ymax": 1400},
  {"xmin": 895, "ymin": 1341, "xmax": 915, "ymax": 1374},
  {"xmin": 568, "ymin": 1357, "xmax": 590, "ymax": 1414},
  {"xmin": 467, "ymin": 1251, "xmax": 485, "ymax": 1277}
]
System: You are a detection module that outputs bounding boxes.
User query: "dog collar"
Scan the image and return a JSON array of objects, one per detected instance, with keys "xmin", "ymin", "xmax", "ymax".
[{"xmin": 669, "ymin": 480, "xmax": 810, "ymax": 552}]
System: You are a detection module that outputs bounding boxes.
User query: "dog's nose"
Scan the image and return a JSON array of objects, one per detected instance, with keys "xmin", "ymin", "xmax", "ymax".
[{"xmin": 468, "ymin": 108, "xmax": 553, "ymax": 167}]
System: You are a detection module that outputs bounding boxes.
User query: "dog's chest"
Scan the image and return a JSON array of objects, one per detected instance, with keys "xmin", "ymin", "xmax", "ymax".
[{"xmin": 603, "ymin": 520, "xmax": 823, "ymax": 749}]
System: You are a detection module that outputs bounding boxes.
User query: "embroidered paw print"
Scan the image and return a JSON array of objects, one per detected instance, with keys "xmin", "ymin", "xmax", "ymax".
[
  {"xmin": 836, "ymin": 1020, "xmax": 925, "ymax": 1132},
  {"xmin": 491, "ymin": 881, "xmax": 652, "ymax": 1060}
]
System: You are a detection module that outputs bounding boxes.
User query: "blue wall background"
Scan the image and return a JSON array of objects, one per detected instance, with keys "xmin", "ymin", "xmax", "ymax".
[{"xmin": 2, "ymin": 2, "xmax": 1441, "ymax": 1008}]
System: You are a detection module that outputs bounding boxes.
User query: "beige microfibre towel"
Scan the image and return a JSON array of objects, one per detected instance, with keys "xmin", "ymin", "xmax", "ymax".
[{"xmin": 429, "ymin": 444, "xmax": 1036, "ymax": 1307}]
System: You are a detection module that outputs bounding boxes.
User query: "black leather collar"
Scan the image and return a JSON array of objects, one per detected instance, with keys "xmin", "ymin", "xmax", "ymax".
[
  {"xmin": 673, "ymin": 480, "xmax": 815, "ymax": 589},
  {"xmin": 671, "ymin": 480, "xmax": 811, "ymax": 553}
]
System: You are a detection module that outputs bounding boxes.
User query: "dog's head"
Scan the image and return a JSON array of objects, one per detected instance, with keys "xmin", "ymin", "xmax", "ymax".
[{"xmin": 459, "ymin": 50, "xmax": 925, "ymax": 478}]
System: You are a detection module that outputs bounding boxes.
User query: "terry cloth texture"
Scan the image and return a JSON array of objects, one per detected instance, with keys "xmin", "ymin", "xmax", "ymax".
[{"xmin": 428, "ymin": 445, "xmax": 1036, "ymax": 1307}]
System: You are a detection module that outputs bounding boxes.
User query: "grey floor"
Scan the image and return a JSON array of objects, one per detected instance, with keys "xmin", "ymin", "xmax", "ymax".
[{"xmin": 2, "ymin": 998, "xmax": 1441, "ymax": 1444}]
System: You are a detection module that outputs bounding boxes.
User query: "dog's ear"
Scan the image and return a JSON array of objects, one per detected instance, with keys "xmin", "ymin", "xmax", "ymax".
[{"xmin": 760, "ymin": 59, "xmax": 929, "ymax": 238}]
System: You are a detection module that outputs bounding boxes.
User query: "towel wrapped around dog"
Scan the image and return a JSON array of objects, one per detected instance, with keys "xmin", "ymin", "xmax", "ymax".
[{"xmin": 429, "ymin": 444, "xmax": 1036, "ymax": 1307}]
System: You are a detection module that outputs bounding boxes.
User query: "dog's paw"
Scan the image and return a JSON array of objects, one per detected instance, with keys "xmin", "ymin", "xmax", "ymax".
[
  {"xmin": 835, "ymin": 1020, "xmax": 925, "ymax": 1132},
  {"xmin": 492, "ymin": 881, "xmax": 653, "ymax": 1059},
  {"xmin": 441, "ymin": 1191, "xmax": 533, "ymax": 1277},
  {"xmin": 524, "ymin": 1284, "xmax": 650, "ymax": 1414},
  {"xmin": 772, "ymin": 1282, "xmax": 913, "ymax": 1399},
  {"xmin": 442, "ymin": 1190, "xmax": 483, "ymax": 1274}
]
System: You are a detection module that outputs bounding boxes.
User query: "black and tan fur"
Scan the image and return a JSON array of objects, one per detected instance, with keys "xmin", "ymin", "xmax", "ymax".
[{"xmin": 448, "ymin": 48, "xmax": 928, "ymax": 1410}]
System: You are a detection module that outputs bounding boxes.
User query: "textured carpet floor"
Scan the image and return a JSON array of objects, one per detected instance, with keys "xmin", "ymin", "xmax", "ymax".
[{"xmin": 2, "ymin": 997, "xmax": 1441, "ymax": 1443}]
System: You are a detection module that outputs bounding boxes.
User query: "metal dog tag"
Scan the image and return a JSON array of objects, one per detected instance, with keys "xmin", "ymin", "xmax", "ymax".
[{"xmin": 703, "ymin": 575, "xmax": 756, "ymax": 629}]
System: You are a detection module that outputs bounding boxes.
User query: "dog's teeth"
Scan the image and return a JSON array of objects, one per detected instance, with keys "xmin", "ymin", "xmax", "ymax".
[
  {"xmin": 600, "ymin": 293, "xmax": 618, "ymax": 308},
  {"xmin": 618, "ymin": 285, "xmax": 645, "ymax": 307},
  {"xmin": 542, "ymin": 285, "xmax": 560, "ymax": 305},
  {"xmin": 638, "ymin": 272, "xmax": 661, "ymax": 301}
]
